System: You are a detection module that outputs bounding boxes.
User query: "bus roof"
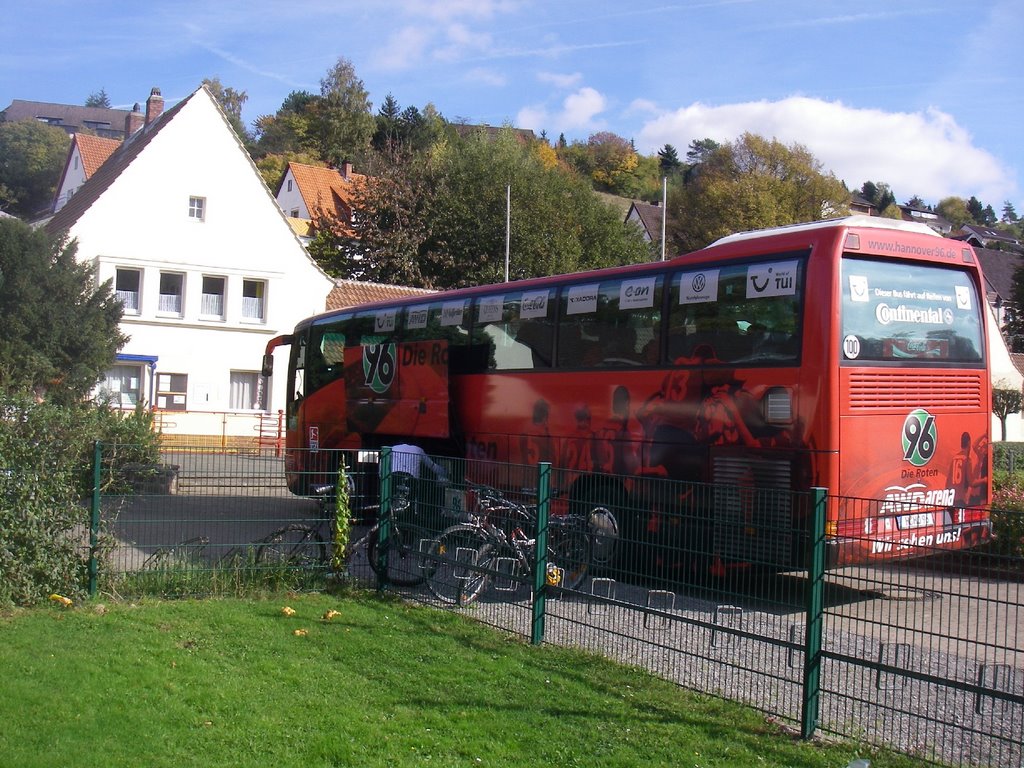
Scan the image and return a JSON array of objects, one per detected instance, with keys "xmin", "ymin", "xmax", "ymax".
[{"xmin": 708, "ymin": 215, "xmax": 939, "ymax": 246}]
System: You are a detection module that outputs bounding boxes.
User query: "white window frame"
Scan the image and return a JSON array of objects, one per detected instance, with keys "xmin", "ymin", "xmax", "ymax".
[
  {"xmin": 115, "ymin": 268, "xmax": 142, "ymax": 315},
  {"xmin": 158, "ymin": 271, "xmax": 185, "ymax": 316},
  {"xmin": 241, "ymin": 279, "xmax": 266, "ymax": 322},
  {"xmin": 189, "ymin": 196, "xmax": 206, "ymax": 221},
  {"xmin": 229, "ymin": 371, "xmax": 267, "ymax": 411},
  {"xmin": 200, "ymin": 275, "xmax": 226, "ymax": 319}
]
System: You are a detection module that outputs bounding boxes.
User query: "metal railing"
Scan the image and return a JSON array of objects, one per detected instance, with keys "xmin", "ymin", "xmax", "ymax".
[{"xmin": 80, "ymin": 445, "xmax": 1023, "ymax": 767}]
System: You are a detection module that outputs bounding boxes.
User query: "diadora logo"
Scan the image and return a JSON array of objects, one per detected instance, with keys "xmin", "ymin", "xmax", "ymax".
[
  {"xmin": 363, "ymin": 343, "xmax": 397, "ymax": 394},
  {"xmin": 902, "ymin": 408, "xmax": 936, "ymax": 467}
]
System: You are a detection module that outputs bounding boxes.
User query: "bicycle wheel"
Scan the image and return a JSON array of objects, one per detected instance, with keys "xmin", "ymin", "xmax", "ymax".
[
  {"xmin": 424, "ymin": 523, "xmax": 494, "ymax": 607},
  {"xmin": 367, "ymin": 520, "xmax": 433, "ymax": 586},
  {"xmin": 255, "ymin": 524, "xmax": 327, "ymax": 568},
  {"xmin": 547, "ymin": 516, "xmax": 590, "ymax": 590}
]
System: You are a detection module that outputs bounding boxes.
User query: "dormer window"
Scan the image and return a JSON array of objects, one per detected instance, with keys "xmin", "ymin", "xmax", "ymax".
[{"xmin": 189, "ymin": 196, "xmax": 206, "ymax": 221}]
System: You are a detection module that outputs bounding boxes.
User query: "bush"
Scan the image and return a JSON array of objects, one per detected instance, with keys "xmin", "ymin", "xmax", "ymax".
[
  {"xmin": 990, "ymin": 469, "xmax": 1024, "ymax": 558},
  {"xmin": 0, "ymin": 396, "xmax": 160, "ymax": 607}
]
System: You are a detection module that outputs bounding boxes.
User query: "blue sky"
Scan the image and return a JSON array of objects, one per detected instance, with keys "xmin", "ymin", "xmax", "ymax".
[{"xmin": 4, "ymin": 0, "xmax": 1022, "ymax": 214}]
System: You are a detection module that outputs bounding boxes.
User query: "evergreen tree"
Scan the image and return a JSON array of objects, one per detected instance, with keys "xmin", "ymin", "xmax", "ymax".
[
  {"xmin": 0, "ymin": 219, "xmax": 126, "ymax": 402},
  {"xmin": 657, "ymin": 144, "xmax": 681, "ymax": 175},
  {"xmin": 85, "ymin": 88, "xmax": 111, "ymax": 108}
]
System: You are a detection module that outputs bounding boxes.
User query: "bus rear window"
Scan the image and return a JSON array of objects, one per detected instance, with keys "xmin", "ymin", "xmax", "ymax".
[{"xmin": 841, "ymin": 257, "xmax": 984, "ymax": 364}]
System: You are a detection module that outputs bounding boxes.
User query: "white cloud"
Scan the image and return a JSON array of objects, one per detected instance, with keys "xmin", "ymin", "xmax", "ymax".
[
  {"xmin": 537, "ymin": 71, "xmax": 582, "ymax": 89},
  {"xmin": 517, "ymin": 86, "xmax": 608, "ymax": 135},
  {"xmin": 434, "ymin": 22, "xmax": 493, "ymax": 62},
  {"xmin": 465, "ymin": 67, "xmax": 507, "ymax": 87},
  {"xmin": 561, "ymin": 87, "xmax": 607, "ymax": 129},
  {"xmin": 637, "ymin": 97, "xmax": 1018, "ymax": 206},
  {"xmin": 372, "ymin": 26, "xmax": 432, "ymax": 72},
  {"xmin": 396, "ymin": 0, "xmax": 520, "ymax": 22},
  {"xmin": 626, "ymin": 98, "xmax": 659, "ymax": 116}
]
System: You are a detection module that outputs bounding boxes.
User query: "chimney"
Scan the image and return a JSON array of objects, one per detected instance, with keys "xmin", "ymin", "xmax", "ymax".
[
  {"xmin": 145, "ymin": 87, "xmax": 164, "ymax": 126},
  {"xmin": 124, "ymin": 103, "xmax": 143, "ymax": 137},
  {"xmin": 340, "ymin": 160, "xmax": 353, "ymax": 180}
]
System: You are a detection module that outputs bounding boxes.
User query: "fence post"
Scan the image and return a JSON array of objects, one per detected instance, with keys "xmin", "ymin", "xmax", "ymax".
[
  {"xmin": 377, "ymin": 447, "xmax": 393, "ymax": 591},
  {"xmin": 530, "ymin": 461, "xmax": 552, "ymax": 646},
  {"xmin": 88, "ymin": 441, "xmax": 102, "ymax": 597},
  {"xmin": 801, "ymin": 486, "xmax": 828, "ymax": 739}
]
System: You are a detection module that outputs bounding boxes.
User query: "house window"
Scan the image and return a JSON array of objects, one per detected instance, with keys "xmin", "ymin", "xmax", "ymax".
[
  {"xmin": 287, "ymin": 179, "xmax": 293, "ymax": 192},
  {"xmin": 156, "ymin": 373, "xmax": 188, "ymax": 411},
  {"xmin": 290, "ymin": 208, "xmax": 299, "ymax": 218},
  {"xmin": 189, "ymin": 196, "xmax": 206, "ymax": 221},
  {"xmin": 242, "ymin": 279, "xmax": 266, "ymax": 321},
  {"xmin": 115, "ymin": 268, "xmax": 141, "ymax": 314},
  {"xmin": 73, "ymin": 156, "xmax": 79, "ymax": 170},
  {"xmin": 229, "ymin": 371, "xmax": 266, "ymax": 411},
  {"xmin": 201, "ymin": 275, "xmax": 225, "ymax": 319},
  {"xmin": 98, "ymin": 364, "xmax": 144, "ymax": 408},
  {"xmin": 158, "ymin": 272, "xmax": 184, "ymax": 315}
]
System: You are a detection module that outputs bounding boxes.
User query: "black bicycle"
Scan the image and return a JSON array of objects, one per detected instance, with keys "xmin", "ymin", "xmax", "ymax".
[{"xmin": 423, "ymin": 484, "xmax": 596, "ymax": 606}]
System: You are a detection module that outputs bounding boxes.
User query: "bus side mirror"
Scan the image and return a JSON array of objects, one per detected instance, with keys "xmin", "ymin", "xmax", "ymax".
[{"xmin": 261, "ymin": 353, "xmax": 274, "ymax": 378}]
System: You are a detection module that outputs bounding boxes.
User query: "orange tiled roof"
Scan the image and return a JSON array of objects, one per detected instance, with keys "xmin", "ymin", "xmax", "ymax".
[
  {"xmin": 327, "ymin": 279, "xmax": 435, "ymax": 311},
  {"xmin": 75, "ymin": 133, "xmax": 121, "ymax": 177},
  {"xmin": 284, "ymin": 162, "xmax": 366, "ymax": 234}
]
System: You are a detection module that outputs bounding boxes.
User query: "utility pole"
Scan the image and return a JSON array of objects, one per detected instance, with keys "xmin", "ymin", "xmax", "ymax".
[
  {"xmin": 505, "ymin": 184, "xmax": 511, "ymax": 282},
  {"xmin": 661, "ymin": 176, "xmax": 668, "ymax": 261}
]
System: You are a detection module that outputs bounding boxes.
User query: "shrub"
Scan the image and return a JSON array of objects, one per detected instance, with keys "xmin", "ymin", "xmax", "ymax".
[{"xmin": 0, "ymin": 396, "xmax": 160, "ymax": 607}]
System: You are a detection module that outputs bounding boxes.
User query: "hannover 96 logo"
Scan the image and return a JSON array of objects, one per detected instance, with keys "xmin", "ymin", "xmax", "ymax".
[
  {"xmin": 901, "ymin": 408, "xmax": 936, "ymax": 467},
  {"xmin": 363, "ymin": 343, "xmax": 396, "ymax": 394}
]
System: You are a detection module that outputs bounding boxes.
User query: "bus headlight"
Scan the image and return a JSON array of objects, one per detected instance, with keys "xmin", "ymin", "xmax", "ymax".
[{"xmin": 764, "ymin": 387, "xmax": 793, "ymax": 424}]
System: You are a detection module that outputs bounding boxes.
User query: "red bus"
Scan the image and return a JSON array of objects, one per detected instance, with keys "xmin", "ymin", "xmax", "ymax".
[{"xmin": 264, "ymin": 216, "xmax": 992, "ymax": 568}]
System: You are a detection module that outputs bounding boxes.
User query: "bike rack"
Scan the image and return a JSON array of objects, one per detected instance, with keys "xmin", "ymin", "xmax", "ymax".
[{"xmin": 494, "ymin": 556, "xmax": 520, "ymax": 591}]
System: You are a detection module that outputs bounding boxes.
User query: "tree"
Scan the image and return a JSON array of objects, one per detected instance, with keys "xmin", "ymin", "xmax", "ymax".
[
  {"xmin": 666, "ymin": 133, "xmax": 850, "ymax": 252},
  {"xmin": 252, "ymin": 90, "xmax": 318, "ymax": 158},
  {"xmin": 0, "ymin": 119, "xmax": 71, "ymax": 217},
  {"xmin": 992, "ymin": 386, "xmax": 1023, "ymax": 441},
  {"xmin": 1004, "ymin": 262, "xmax": 1024, "ymax": 352},
  {"xmin": 203, "ymin": 77, "xmax": 250, "ymax": 143},
  {"xmin": 585, "ymin": 132, "xmax": 640, "ymax": 196},
  {"xmin": 905, "ymin": 195, "xmax": 927, "ymax": 209},
  {"xmin": 0, "ymin": 219, "xmax": 126, "ymax": 402},
  {"xmin": 85, "ymin": 88, "xmax": 111, "ymax": 108},
  {"xmin": 334, "ymin": 129, "xmax": 650, "ymax": 289},
  {"xmin": 859, "ymin": 181, "xmax": 896, "ymax": 211},
  {"xmin": 311, "ymin": 57, "xmax": 375, "ymax": 167},
  {"xmin": 1002, "ymin": 201, "xmax": 1018, "ymax": 224},
  {"xmin": 657, "ymin": 144, "xmax": 681, "ymax": 175},
  {"xmin": 937, "ymin": 196, "xmax": 974, "ymax": 229}
]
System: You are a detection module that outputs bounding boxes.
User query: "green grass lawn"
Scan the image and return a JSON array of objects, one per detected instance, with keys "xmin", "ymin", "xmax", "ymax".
[{"xmin": 0, "ymin": 591, "xmax": 924, "ymax": 768}]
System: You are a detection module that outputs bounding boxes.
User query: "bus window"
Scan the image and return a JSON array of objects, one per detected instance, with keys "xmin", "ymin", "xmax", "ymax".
[
  {"xmin": 306, "ymin": 315, "xmax": 351, "ymax": 395},
  {"xmin": 476, "ymin": 289, "xmax": 556, "ymax": 370},
  {"xmin": 402, "ymin": 298, "xmax": 486, "ymax": 373},
  {"xmin": 670, "ymin": 255, "xmax": 803, "ymax": 364},
  {"xmin": 557, "ymin": 276, "xmax": 663, "ymax": 368},
  {"xmin": 841, "ymin": 257, "xmax": 984, "ymax": 364}
]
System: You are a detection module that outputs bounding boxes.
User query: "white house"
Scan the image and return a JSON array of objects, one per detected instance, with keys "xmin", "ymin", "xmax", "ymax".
[{"xmin": 46, "ymin": 85, "xmax": 334, "ymax": 443}]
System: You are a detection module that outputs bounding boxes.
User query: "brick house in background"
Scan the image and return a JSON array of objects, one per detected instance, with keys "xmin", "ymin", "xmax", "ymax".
[{"xmin": 44, "ymin": 85, "xmax": 334, "ymax": 445}]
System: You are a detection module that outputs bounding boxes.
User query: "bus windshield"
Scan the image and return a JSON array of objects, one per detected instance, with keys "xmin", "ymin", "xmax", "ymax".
[{"xmin": 840, "ymin": 256, "xmax": 984, "ymax": 365}]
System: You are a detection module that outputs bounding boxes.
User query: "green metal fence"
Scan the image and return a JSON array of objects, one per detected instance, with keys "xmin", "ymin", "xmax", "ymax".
[{"xmin": 84, "ymin": 443, "xmax": 1023, "ymax": 767}]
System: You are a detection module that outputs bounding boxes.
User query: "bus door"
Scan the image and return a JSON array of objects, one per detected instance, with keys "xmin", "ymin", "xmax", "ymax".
[{"xmin": 343, "ymin": 340, "xmax": 451, "ymax": 439}]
